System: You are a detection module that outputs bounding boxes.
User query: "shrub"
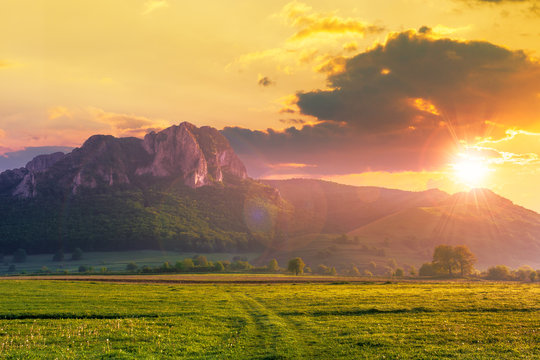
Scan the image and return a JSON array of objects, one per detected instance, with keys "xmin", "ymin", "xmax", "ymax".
[
  {"xmin": 71, "ymin": 248, "xmax": 83, "ymax": 261},
  {"xmin": 52, "ymin": 250, "xmax": 64, "ymax": 262},
  {"xmin": 409, "ymin": 266, "xmax": 417, "ymax": 276},
  {"xmin": 182, "ymin": 258, "xmax": 195, "ymax": 271},
  {"xmin": 329, "ymin": 267, "xmax": 337, "ymax": 276},
  {"xmin": 40, "ymin": 266, "xmax": 51, "ymax": 274},
  {"xmin": 126, "ymin": 262, "xmax": 138, "ymax": 272},
  {"xmin": 194, "ymin": 255, "xmax": 208, "ymax": 267},
  {"xmin": 13, "ymin": 248, "xmax": 27, "ymax": 263},
  {"xmin": 267, "ymin": 259, "xmax": 280, "ymax": 272},
  {"xmin": 394, "ymin": 268, "xmax": 404, "ymax": 277},
  {"xmin": 486, "ymin": 265, "xmax": 512, "ymax": 280},
  {"xmin": 214, "ymin": 261, "xmax": 225, "ymax": 272},
  {"xmin": 419, "ymin": 263, "xmax": 436, "ymax": 276},
  {"xmin": 530, "ymin": 271, "xmax": 537, "ymax": 282},
  {"xmin": 78, "ymin": 265, "xmax": 88, "ymax": 273},
  {"xmin": 514, "ymin": 266, "xmax": 534, "ymax": 281}
]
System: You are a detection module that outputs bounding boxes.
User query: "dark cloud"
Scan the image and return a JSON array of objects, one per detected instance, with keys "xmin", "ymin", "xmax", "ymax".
[
  {"xmin": 0, "ymin": 146, "xmax": 74, "ymax": 172},
  {"xmin": 258, "ymin": 76, "xmax": 275, "ymax": 87},
  {"xmin": 223, "ymin": 31, "xmax": 540, "ymax": 178},
  {"xmin": 297, "ymin": 30, "xmax": 540, "ymax": 136},
  {"xmin": 278, "ymin": 118, "xmax": 306, "ymax": 125}
]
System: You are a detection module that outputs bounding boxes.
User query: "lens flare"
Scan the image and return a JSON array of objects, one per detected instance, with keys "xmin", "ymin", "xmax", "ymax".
[{"xmin": 451, "ymin": 155, "xmax": 491, "ymax": 188}]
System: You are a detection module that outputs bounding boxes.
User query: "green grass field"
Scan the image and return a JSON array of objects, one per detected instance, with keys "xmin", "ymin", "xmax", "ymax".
[{"xmin": 0, "ymin": 280, "xmax": 538, "ymax": 359}]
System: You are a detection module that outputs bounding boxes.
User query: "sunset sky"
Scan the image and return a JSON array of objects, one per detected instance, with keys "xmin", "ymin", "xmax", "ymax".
[{"xmin": 1, "ymin": 0, "xmax": 540, "ymax": 210}]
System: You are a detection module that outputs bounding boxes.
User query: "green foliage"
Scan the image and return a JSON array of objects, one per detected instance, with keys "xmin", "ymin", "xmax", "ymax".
[
  {"xmin": 267, "ymin": 259, "xmax": 280, "ymax": 272},
  {"xmin": 487, "ymin": 265, "xmax": 512, "ymax": 280},
  {"xmin": 432, "ymin": 245, "xmax": 476, "ymax": 276},
  {"xmin": 214, "ymin": 261, "xmax": 225, "ymax": 272},
  {"xmin": 287, "ymin": 257, "xmax": 305, "ymax": 275},
  {"xmin": 419, "ymin": 262, "xmax": 436, "ymax": 276},
  {"xmin": 126, "ymin": 262, "xmax": 138, "ymax": 272},
  {"xmin": 12, "ymin": 248, "xmax": 27, "ymax": 263},
  {"xmin": 193, "ymin": 255, "xmax": 208, "ymax": 267},
  {"xmin": 182, "ymin": 258, "xmax": 195, "ymax": 271},
  {"xmin": 0, "ymin": 180, "xmax": 287, "ymax": 254},
  {"xmin": 78, "ymin": 265, "xmax": 88, "ymax": 273}
]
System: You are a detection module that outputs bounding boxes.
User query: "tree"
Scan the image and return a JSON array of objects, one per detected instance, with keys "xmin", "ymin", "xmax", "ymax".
[
  {"xmin": 126, "ymin": 262, "xmax": 138, "ymax": 272},
  {"xmin": 52, "ymin": 250, "xmax": 64, "ymax": 262},
  {"xmin": 409, "ymin": 265, "xmax": 417, "ymax": 276},
  {"xmin": 267, "ymin": 259, "xmax": 280, "ymax": 272},
  {"xmin": 71, "ymin": 248, "xmax": 83, "ymax": 261},
  {"xmin": 13, "ymin": 248, "xmax": 27, "ymax": 263},
  {"xmin": 287, "ymin": 257, "xmax": 305, "ymax": 275},
  {"xmin": 182, "ymin": 258, "xmax": 195, "ymax": 271},
  {"xmin": 194, "ymin": 255, "xmax": 208, "ymax": 267},
  {"xmin": 78, "ymin": 265, "xmax": 88, "ymax": 273},
  {"xmin": 529, "ymin": 271, "xmax": 537, "ymax": 282},
  {"xmin": 419, "ymin": 262, "xmax": 436, "ymax": 276},
  {"xmin": 394, "ymin": 268, "xmax": 404, "ymax": 277},
  {"xmin": 329, "ymin": 267, "xmax": 337, "ymax": 276},
  {"xmin": 432, "ymin": 245, "xmax": 457, "ymax": 275},
  {"xmin": 348, "ymin": 266, "xmax": 360, "ymax": 277},
  {"xmin": 453, "ymin": 245, "xmax": 476, "ymax": 276},
  {"xmin": 486, "ymin": 265, "xmax": 511, "ymax": 280},
  {"xmin": 214, "ymin": 261, "xmax": 225, "ymax": 272}
]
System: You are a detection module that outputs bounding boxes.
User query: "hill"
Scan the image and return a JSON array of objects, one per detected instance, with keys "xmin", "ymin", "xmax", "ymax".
[
  {"xmin": 258, "ymin": 180, "xmax": 540, "ymax": 270},
  {"xmin": 0, "ymin": 123, "xmax": 287, "ymax": 254}
]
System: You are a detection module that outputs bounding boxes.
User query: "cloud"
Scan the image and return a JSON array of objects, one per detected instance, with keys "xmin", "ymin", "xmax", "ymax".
[
  {"xmin": 223, "ymin": 30, "xmax": 540, "ymax": 178},
  {"xmin": 279, "ymin": 1, "xmax": 384, "ymax": 41},
  {"xmin": 258, "ymin": 76, "xmax": 275, "ymax": 87},
  {"xmin": 297, "ymin": 30, "xmax": 540, "ymax": 134},
  {"xmin": 142, "ymin": 0, "xmax": 169, "ymax": 15}
]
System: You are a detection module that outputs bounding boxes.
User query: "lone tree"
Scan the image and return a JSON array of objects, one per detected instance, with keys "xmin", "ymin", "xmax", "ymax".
[
  {"xmin": 267, "ymin": 259, "xmax": 280, "ymax": 272},
  {"xmin": 453, "ymin": 245, "xmax": 476, "ymax": 276},
  {"xmin": 287, "ymin": 257, "xmax": 305, "ymax": 276},
  {"xmin": 432, "ymin": 245, "xmax": 457, "ymax": 275}
]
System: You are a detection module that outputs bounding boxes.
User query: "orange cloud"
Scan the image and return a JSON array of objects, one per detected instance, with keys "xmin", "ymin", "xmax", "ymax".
[{"xmin": 279, "ymin": 1, "xmax": 384, "ymax": 41}]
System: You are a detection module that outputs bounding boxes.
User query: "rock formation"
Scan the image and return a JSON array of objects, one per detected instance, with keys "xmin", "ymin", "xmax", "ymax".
[{"xmin": 0, "ymin": 122, "xmax": 248, "ymax": 197}]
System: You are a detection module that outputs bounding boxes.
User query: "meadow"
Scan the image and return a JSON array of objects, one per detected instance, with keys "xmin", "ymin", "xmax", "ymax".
[{"xmin": 0, "ymin": 280, "xmax": 538, "ymax": 359}]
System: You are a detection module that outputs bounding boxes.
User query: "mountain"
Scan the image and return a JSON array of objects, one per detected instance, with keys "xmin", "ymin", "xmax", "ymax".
[
  {"xmin": 258, "ymin": 179, "xmax": 540, "ymax": 269},
  {"xmin": 261, "ymin": 179, "xmax": 449, "ymax": 234},
  {"xmin": 0, "ymin": 123, "xmax": 284, "ymax": 254},
  {"xmin": 0, "ymin": 122, "xmax": 247, "ymax": 198},
  {"xmin": 348, "ymin": 188, "xmax": 540, "ymax": 268}
]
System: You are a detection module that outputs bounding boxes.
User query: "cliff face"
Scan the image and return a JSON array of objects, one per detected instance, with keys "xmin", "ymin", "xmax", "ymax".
[{"xmin": 0, "ymin": 122, "xmax": 248, "ymax": 197}]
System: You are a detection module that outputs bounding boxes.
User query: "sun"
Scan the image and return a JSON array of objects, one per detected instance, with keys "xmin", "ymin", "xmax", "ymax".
[{"xmin": 451, "ymin": 155, "xmax": 491, "ymax": 188}]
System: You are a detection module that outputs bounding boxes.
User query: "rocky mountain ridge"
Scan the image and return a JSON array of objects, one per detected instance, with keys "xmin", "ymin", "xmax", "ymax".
[{"xmin": 0, "ymin": 122, "xmax": 247, "ymax": 197}]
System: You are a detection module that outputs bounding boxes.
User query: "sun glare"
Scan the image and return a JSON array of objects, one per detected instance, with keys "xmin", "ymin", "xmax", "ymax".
[{"xmin": 451, "ymin": 155, "xmax": 491, "ymax": 188}]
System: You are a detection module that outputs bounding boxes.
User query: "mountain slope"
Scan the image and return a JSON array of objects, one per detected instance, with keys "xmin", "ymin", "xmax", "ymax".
[
  {"xmin": 0, "ymin": 123, "xmax": 284, "ymax": 254},
  {"xmin": 349, "ymin": 189, "xmax": 540, "ymax": 268},
  {"xmin": 261, "ymin": 179, "xmax": 449, "ymax": 234}
]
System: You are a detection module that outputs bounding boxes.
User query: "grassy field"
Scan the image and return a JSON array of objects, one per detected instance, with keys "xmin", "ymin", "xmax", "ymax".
[{"xmin": 0, "ymin": 280, "xmax": 538, "ymax": 359}]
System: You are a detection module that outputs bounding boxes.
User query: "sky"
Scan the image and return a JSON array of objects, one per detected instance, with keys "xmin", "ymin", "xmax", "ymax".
[{"xmin": 1, "ymin": 0, "xmax": 540, "ymax": 210}]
